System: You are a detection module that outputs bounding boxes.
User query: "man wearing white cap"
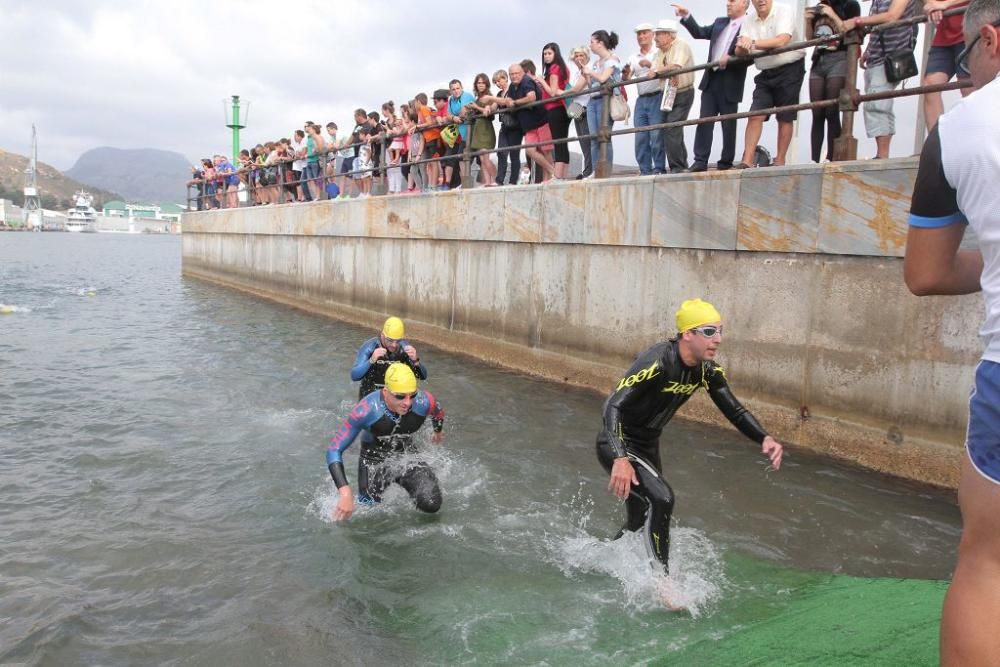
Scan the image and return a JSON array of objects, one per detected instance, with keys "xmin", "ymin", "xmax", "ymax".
[
  {"xmin": 624, "ymin": 22, "xmax": 667, "ymax": 175},
  {"xmin": 652, "ymin": 19, "xmax": 696, "ymax": 172}
]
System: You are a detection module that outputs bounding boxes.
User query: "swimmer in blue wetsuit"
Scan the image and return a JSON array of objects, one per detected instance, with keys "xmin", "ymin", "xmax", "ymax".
[
  {"xmin": 328, "ymin": 363, "xmax": 445, "ymax": 521},
  {"xmin": 351, "ymin": 316, "xmax": 428, "ymax": 400},
  {"xmin": 597, "ymin": 299, "xmax": 784, "ymax": 575}
]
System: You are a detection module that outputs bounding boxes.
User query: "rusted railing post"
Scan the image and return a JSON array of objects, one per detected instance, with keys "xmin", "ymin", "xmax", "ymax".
[
  {"xmin": 461, "ymin": 119, "xmax": 473, "ymax": 189},
  {"xmin": 597, "ymin": 84, "xmax": 612, "ymax": 178},
  {"xmin": 833, "ymin": 28, "xmax": 862, "ymax": 161},
  {"xmin": 379, "ymin": 135, "xmax": 388, "ymax": 196}
]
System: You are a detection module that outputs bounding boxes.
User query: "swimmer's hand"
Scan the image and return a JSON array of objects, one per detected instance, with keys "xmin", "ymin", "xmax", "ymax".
[
  {"xmin": 403, "ymin": 345, "xmax": 418, "ymax": 362},
  {"xmin": 332, "ymin": 486, "xmax": 355, "ymax": 521},
  {"xmin": 431, "ymin": 431, "xmax": 444, "ymax": 445},
  {"xmin": 609, "ymin": 457, "xmax": 639, "ymax": 499},
  {"xmin": 762, "ymin": 436, "xmax": 783, "ymax": 471},
  {"xmin": 370, "ymin": 347, "xmax": 388, "ymax": 363}
]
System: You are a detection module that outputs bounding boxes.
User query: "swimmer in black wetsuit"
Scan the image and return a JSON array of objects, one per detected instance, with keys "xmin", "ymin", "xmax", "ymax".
[
  {"xmin": 351, "ymin": 316, "xmax": 428, "ymax": 400},
  {"xmin": 596, "ymin": 298, "xmax": 784, "ymax": 574},
  {"xmin": 328, "ymin": 363, "xmax": 445, "ymax": 521}
]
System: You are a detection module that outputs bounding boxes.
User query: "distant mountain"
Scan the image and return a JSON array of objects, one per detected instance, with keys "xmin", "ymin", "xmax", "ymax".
[
  {"xmin": 0, "ymin": 148, "xmax": 120, "ymax": 211},
  {"xmin": 65, "ymin": 147, "xmax": 191, "ymax": 205}
]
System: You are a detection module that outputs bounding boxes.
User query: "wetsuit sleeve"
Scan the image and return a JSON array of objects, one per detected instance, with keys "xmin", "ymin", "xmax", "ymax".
[
  {"xmin": 350, "ymin": 339, "xmax": 378, "ymax": 381},
  {"xmin": 326, "ymin": 398, "xmax": 377, "ymax": 488},
  {"xmin": 602, "ymin": 346, "xmax": 666, "ymax": 458},
  {"xmin": 908, "ymin": 126, "xmax": 966, "ymax": 229},
  {"xmin": 705, "ymin": 363, "xmax": 769, "ymax": 444},
  {"xmin": 424, "ymin": 391, "xmax": 445, "ymax": 432},
  {"xmin": 403, "ymin": 340, "xmax": 428, "ymax": 379}
]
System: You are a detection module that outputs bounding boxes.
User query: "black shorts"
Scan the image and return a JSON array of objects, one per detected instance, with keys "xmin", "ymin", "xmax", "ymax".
[
  {"xmin": 422, "ymin": 138, "xmax": 442, "ymax": 161},
  {"xmin": 750, "ymin": 58, "xmax": 806, "ymax": 122},
  {"xmin": 443, "ymin": 140, "xmax": 463, "ymax": 168},
  {"xmin": 339, "ymin": 157, "xmax": 354, "ymax": 175}
]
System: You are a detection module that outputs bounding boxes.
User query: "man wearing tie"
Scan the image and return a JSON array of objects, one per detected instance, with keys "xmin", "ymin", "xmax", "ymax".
[{"xmin": 673, "ymin": 0, "xmax": 751, "ymax": 172}]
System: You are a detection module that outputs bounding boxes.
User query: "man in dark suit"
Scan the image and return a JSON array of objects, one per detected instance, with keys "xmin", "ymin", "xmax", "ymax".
[{"xmin": 673, "ymin": 0, "xmax": 751, "ymax": 171}]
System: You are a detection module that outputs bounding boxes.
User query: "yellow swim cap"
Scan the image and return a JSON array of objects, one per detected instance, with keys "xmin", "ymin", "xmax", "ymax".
[
  {"xmin": 382, "ymin": 316, "xmax": 405, "ymax": 340},
  {"xmin": 384, "ymin": 363, "xmax": 417, "ymax": 394},
  {"xmin": 675, "ymin": 298, "xmax": 722, "ymax": 332}
]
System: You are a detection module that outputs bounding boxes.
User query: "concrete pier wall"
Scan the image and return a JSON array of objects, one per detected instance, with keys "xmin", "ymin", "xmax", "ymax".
[{"xmin": 182, "ymin": 159, "xmax": 982, "ymax": 489}]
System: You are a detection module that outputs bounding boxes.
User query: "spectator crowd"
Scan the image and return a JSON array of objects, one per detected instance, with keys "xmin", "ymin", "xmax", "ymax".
[{"xmin": 188, "ymin": 0, "xmax": 969, "ymax": 209}]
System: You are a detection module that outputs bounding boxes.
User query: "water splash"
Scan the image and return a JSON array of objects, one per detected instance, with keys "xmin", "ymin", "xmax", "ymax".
[
  {"xmin": 307, "ymin": 442, "xmax": 485, "ymax": 525},
  {"xmin": 0, "ymin": 304, "xmax": 31, "ymax": 314},
  {"xmin": 552, "ymin": 528, "xmax": 726, "ymax": 617},
  {"xmin": 542, "ymin": 489, "xmax": 728, "ymax": 617}
]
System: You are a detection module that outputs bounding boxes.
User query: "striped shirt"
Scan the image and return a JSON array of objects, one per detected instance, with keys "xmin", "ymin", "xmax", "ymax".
[{"xmin": 866, "ymin": 0, "xmax": 918, "ymax": 67}]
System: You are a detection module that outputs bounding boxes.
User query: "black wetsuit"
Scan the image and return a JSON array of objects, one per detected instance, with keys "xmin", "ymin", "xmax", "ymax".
[
  {"xmin": 596, "ymin": 338, "xmax": 768, "ymax": 571},
  {"xmin": 350, "ymin": 336, "xmax": 428, "ymax": 400},
  {"xmin": 327, "ymin": 390, "xmax": 446, "ymax": 513}
]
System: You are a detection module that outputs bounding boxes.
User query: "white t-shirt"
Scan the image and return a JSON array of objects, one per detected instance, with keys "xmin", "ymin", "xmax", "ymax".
[
  {"xmin": 745, "ymin": 2, "xmax": 804, "ymax": 70},
  {"xmin": 290, "ymin": 138, "xmax": 306, "ymax": 171},
  {"xmin": 627, "ymin": 47, "xmax": 662, "ymax": 95},
  {"xmin": 941, "ymin": 77, "xmax": 1000, "ymax": 362},
  {"xmin": 592, "ymin": 54, "xmax": 623, "ymax": 87}
]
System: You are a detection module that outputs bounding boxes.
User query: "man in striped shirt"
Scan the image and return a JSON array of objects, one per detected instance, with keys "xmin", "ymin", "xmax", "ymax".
[{"xmin": 844, "ymin": 0, "xmax": 919, "ymax": 158}]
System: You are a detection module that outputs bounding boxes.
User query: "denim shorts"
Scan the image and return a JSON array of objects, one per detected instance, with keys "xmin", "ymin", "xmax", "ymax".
[
  {"xmin": 927, "ymin": 42, "xmax": 968, "ymax": 79},
  {"xmin": 810, "ymin": 49, "xmax": 848, "ymax": 80},
  {"xmin": 967, "ymin": 360, "xmax": 1000, "ymax": 485}
]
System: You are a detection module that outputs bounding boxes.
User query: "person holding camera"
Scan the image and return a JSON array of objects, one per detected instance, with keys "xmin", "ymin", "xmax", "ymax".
[{"xmin": 805, "ymin": 0, "xmax": 861, "ymax": 163}]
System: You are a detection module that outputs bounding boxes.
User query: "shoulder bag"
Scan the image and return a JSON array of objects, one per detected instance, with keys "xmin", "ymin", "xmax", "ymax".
[{"xmin": 878, "ymin": 25, "xmax": 918, "ymax": 83}]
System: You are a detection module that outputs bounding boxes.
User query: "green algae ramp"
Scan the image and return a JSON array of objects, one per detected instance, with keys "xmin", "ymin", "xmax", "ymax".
[{"xmin": 664, "ymin": 567, "xmax": 948, "ymax": 665}]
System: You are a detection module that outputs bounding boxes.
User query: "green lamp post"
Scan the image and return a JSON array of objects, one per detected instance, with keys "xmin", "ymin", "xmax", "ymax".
[{"xmin": 225, "ymin": 95, "xmax": 248, "ymax": 162}]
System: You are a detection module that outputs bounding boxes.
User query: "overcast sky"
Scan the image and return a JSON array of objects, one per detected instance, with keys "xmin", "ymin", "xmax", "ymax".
[{"xmin": 2, "ymin": 0, "xmax": 962, "ymax": 171}]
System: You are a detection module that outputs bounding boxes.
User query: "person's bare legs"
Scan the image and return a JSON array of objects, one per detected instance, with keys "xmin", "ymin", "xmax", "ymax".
[
  {"xmin": 526, "ymin": 148, "xmax": 556, "ymax": 181},
  {"xmin": 740, "ymin": 116, "xmax": 765, "ymax": 165},
  {"xmin": 874, "ymin": 135, "xmax": 892, "ymax": 159},
  {"xmin": 941, "ymin": 456, "xmax": 1000, "ymax": 666},
  {"xmin": 774, "ymin": 120, "xmax": 794, "ymax": 166},
  {"xmin": 923, "ymin": 72, "xmax": 949, "ymax": 131}
]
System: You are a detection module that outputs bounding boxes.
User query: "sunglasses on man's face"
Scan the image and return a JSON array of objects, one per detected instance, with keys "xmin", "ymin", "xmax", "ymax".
[
  {"xmin": 392, "ymin": 392, "xmax": 417, "ymax": 401},
  {"xmin": 693, "ymin": 325, "xmax": 723, "ymax": 338},
  {"xmin": 957, "ymin": 19, "xmax": 1000, "ymax": 75}
]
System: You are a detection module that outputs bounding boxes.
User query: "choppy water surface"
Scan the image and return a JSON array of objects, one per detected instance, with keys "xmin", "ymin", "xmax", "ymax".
[{"xmin": 1, "ymin": 233, "xmax": 960, "ymax": 665}]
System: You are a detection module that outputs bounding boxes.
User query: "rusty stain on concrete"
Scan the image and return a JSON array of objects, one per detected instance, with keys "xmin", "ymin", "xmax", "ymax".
[{"xmin": 737, "ymin": 207, "xmax": 798, "ymax": 252}]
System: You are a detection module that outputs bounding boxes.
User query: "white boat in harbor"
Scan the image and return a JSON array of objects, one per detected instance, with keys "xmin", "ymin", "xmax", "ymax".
[{"xmin": 65, "ymin": 192, "xmax": 98, "ymax": 233}]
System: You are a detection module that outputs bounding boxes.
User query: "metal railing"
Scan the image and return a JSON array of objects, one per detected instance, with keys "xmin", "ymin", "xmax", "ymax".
[{"xmin": 186, "ymin": 6, "xmax": 970, "ymax": 209}]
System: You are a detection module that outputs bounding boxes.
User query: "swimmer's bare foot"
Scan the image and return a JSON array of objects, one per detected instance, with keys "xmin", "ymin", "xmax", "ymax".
[{"xmin": 655, "ymin": 576, "xmax": 689, "ymax": 612}]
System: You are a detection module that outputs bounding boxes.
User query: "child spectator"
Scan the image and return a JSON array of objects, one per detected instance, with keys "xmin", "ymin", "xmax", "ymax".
[
  {"xmin": 355, "ymin": 126, "xmax": 374, "ymax": 198},
  {"xmin": 406, "ymin": 108, "xmax": 426, "ymax": 192},
  {"xmin": 387, "ymin": 124, "xmax": 406, "ymax": 194},
  {"xmin": 416, "ymin": 92, "xmax": 442, "ymax": 192}
]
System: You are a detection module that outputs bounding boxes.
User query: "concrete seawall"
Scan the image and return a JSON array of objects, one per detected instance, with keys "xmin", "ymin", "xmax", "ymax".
[{"xmin": 182, "ymin": 159, "xmax": 982, "ymax": 489}]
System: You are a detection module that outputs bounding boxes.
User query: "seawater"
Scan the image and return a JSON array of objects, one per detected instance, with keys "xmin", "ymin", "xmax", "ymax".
[{"xmin": 0, "ymin": 233, "xmax": 960, "ymax": 665}]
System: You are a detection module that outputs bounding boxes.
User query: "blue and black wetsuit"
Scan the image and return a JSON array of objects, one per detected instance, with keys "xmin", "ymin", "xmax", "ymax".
[
  {"xmin": 350, "ymin": 336, "xmax": 428, "ymax": 400},
  {"xmin": 597, "ymin": 338, "xmax": 768, "ymax": 571},
  {"xmin": 327, "ymin": 390, "xmax": 446, "ymax": 513}
]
